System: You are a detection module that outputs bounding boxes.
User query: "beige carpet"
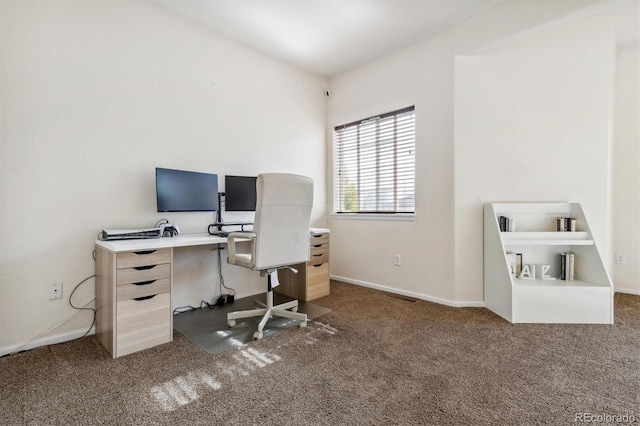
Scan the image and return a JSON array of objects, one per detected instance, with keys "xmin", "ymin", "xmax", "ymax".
[{"xmin": 2, "ymin": 281, "xmax": 639, "ymax": 425}]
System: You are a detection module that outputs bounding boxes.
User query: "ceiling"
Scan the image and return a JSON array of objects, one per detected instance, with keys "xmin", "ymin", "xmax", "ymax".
[
  {"xmin": 147, "ymin": 0, "xmax": 639, "ymax": 78},
  {"xmin": 147, "ymin": 0, "xmax": 503, "ymax": 77}
]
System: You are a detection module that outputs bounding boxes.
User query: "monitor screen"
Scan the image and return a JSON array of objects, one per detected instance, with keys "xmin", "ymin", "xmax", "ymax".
[
  {"xmin": 156, "ymin": 168, "xmax": 219, "ymax": 212},
  {"xmin": 225, "ymin": 175, "xmax": 257, "ymax": 211}
]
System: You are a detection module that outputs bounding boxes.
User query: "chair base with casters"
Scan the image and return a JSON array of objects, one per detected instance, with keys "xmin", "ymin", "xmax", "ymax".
[{"xmin": 227, "ymin": 269, "xmax": 308, "ymax": 340}]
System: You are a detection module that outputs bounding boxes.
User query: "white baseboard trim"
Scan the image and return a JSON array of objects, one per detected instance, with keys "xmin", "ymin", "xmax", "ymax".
[
  {"xmin": 615, "ymin": 288, "xmax": 640, "ymax": 296},
  {"xmin": 0, "ymin": 327, "xmax": 95, "ymax": 357},
  {"xmin": 330, "ymin": 275, "xmax": 485, "ymax": 308}
]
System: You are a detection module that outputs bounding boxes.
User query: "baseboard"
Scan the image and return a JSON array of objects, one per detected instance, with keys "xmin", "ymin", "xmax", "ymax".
[
  {"xmin": 615, "ymin": 288, "xmax": 640, "ymax": 296},
  {"xmin": 0, "ymin": 327, "xmax": 95, "ymax": 357},
  {"xmin": 330, "ymin": 275, "xmax": 485, "ymax": 308}
]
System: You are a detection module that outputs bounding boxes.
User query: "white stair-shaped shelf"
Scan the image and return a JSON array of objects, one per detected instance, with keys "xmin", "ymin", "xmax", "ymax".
[{"xmin": 484, "ymin": 202, "xmax": 613, "ymax": 324}]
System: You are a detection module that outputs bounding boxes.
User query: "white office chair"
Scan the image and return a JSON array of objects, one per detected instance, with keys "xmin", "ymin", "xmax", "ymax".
[{"xmin": 226, "ymin": 173, "xmax": 313, "ymax": 340}]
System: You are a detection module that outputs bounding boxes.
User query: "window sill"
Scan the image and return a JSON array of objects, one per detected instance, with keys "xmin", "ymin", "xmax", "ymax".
[{"xmin": 331, "ymin": 213, "xmax": 415, "ymax": 222}]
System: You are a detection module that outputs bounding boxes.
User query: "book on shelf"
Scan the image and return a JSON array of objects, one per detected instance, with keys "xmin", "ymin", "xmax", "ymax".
[
  {"xmin": 568, "ymin": 252, "xmax": 575, "ymax": 280},
  {"xmin": 556, "ymin": 217, "xmax": 577, "ymax": 232},
  {"xmin": 560, "ymin": 252, "xmax": 575, "ymax": 281},
  {"xmin": 498, "ymin": 215, "xmax": 515, "ymax": 232}
]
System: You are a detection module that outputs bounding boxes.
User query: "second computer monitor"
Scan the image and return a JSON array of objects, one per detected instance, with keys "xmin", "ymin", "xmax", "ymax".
[{"xmin": 225, "ymin": 175, "xmax": 257, "ymax": 211}]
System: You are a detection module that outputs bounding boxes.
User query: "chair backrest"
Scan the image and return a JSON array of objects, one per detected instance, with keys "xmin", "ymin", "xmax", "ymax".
[{"xmin": 252, "ymin": 173, "xmax": 314, "ymax": 270}]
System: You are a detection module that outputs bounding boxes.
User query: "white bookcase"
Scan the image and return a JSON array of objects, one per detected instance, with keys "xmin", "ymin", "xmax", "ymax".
[{"xmin": 484, "ymin": 203, "xmax": 613, "ymax": 324}]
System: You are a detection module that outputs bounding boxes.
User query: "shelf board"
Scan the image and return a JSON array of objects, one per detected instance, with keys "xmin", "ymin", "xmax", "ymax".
[
  {"xmin": 503, "ymin": 240, "xmax": 593, "ymax": 246},
  {"xmin": 500, "ymin": 231, "xmax": 592, "ymax": 246},
  {"xmin": 493, "ymin": 203, "xmax": 572, "ymax": 214},
  {"xmin": 512, "ymin": 278, "xmax": 608, "ymax": 288}
]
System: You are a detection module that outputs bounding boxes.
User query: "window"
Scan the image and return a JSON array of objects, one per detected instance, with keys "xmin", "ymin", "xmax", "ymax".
[{"xmin": 333, "ymin": 106, "xmax": 415, "ymax": 214}]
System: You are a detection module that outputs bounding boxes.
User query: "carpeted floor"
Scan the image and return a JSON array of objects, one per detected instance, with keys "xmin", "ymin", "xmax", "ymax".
[{"xmin": 1, "ymin": 280, "xmax": 639, "ymax": 425}]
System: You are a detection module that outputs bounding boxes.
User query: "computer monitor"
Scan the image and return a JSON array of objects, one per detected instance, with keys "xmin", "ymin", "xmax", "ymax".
[
  {"xmin": 224, "ymin": 175, "xmax": 257, "ymax": 211},
  {"xmin": 156, "ymin": 167, "xmax": 219, "ymax": 212}
]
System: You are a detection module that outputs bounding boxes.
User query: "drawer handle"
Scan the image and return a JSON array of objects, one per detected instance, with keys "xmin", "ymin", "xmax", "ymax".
[
  {"xmin": 313, "ymin": 263, "xmax": 324, "ymax": 268},
  {"xmin": 134, "ymin": 294, "xmax": 156, "ymax": 301},
  {"xmin": 313, "ymin": 244, "xmax": 323, "ymax": 248},
  {"xmin": 134, "ymin": 265, "xmax": 157, "ymax": 271},
  {"xmin": 134, "ymin": 250, "xmax": 156, "ymax": 255},
  {"xmin": 133, "ymin": 280, "xmax": 156, "ymax": 286}
]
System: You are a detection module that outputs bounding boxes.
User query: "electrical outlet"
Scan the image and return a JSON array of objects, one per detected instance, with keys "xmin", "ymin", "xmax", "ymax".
[
  {"xmin": 49, "ymin": 283, "xmax": 62, "ymax": 300},
  {"xmin": 394, "ymin": 254, "xmax": 401, "ymax": 266},
  {"xmin": 615, "ymin": 254, "xmax": 626, "ymax": 264}
]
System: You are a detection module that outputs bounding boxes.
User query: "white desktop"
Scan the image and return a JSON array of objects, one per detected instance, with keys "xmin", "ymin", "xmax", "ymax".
[{"xmin": 95, "ymin": 233, "xmax": 227, "ymax": 252}]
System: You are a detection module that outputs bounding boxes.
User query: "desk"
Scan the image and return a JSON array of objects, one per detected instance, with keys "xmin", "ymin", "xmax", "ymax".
[{"xmin": 95, "ymin": 229, "xmax": 329, "ymax": 358}]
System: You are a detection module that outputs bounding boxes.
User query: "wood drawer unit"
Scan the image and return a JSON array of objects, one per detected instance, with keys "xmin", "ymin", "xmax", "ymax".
[
  {"xmin": 276, "ymin": 230, "xmax": 330, "ymax": 301},
  {"xmin": 306, "ymin": 262, "xmax": 330, "ymax": 300},
  {"xmin": 96, "ymin": 247, "xmax": 173, "ymax": 358},
  {"xmin": 116, "ymin": 293, "xmax": 171, "ymax": 357}
]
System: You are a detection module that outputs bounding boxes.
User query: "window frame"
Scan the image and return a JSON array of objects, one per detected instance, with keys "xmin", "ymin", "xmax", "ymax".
[{"xmin": 333, "ymin": 106, "xmax": 416, "ymax": 217}]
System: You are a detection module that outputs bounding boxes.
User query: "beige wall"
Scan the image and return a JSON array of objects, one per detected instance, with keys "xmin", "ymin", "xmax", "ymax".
[
  {"xmin": 455, "ymin": 17, "xmax": 615, "ymax": 302},
  {"xmin": 612, "ymin": 44, "xmax": 640, "ymax": 295},
  {"xmin": 327, "ymin": 0, "xmax": 637, "ymax": 306},
  {"xmin": 327, "ymin": 0, "xmax": 611, "ymax": 306},
  {"xmin": 0, "ymin": 0, "xmax": 328, "ymax": 353}
]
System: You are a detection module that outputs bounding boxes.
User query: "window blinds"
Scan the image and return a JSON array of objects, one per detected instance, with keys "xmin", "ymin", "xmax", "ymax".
[{"xmin": 334, "ymin": 106, "xmax": 415, "ymax": 214}]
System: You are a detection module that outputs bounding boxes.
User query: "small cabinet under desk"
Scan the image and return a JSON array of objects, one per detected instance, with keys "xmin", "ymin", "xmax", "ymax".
[
  {"xmin": 95, "ymin": 246, "xmax": 173, "ymax": 358},
  {"xmin": 276, "ymin": 229, "xmax": 330, "ymax": 301}
]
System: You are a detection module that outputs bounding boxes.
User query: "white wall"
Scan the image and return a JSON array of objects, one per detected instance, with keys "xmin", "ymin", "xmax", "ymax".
[
  {"xmin": 0, "ymin": 0, "xmax": 328, "ymax": 353},
  {"xmin": 327, "ymin": 0, "xmax": 607, "ymax": 306},
  {"xmin": 612, "ymin": 44, "xmax": 640, "ymax": 295},
  {"xmin": 454, "ymin": 17, "xmax": 615, "ymax": 301}
]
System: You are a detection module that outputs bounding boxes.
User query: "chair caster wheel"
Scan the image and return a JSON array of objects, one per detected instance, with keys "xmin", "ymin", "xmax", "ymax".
[
  {"xmin": 300, "ymin": 321, "xmax": 307, "ymax": 328},
  {"xmin": 254, "ymin": 331, "xmax": 263, "ymax": 340},
  {"xmin": 228, "ymin": 319, "xmax": 236, "ymax": 328}
]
